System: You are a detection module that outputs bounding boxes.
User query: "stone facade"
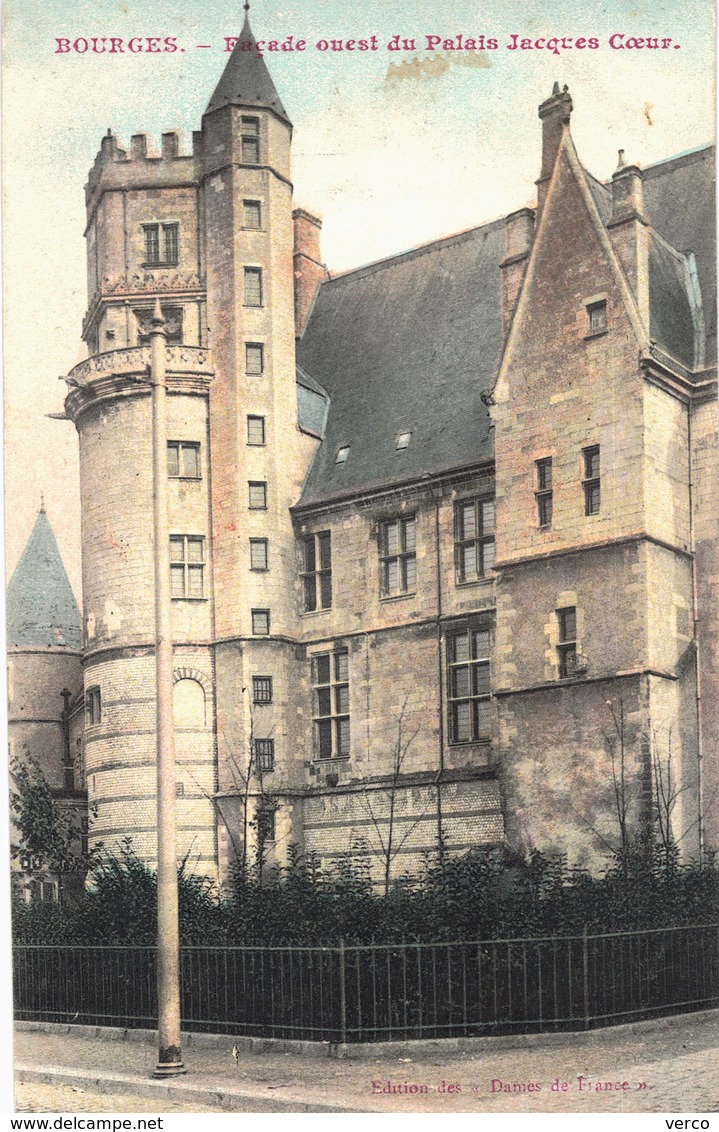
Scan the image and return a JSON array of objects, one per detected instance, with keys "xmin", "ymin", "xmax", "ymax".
[{"xmin": 49, "ymin": 38, "xmax": 717, "ymax": 888}]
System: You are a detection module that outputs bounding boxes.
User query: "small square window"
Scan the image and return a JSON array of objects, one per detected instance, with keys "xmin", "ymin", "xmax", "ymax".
[
  {"xmin": 250, "ymin": 538, "xmax": 268, "ymax": 571},
  {"xmin": 246, "ymin": 343, "xmax": 264, "ymax": 375},
  {"xmin": 248, "ymin": 481, "xmax": 267, "ymax": 510},
  {"xmin": 396, "ymin": 431, "xmax": 411, "ymax": 450},
  {"xmin": 247, "ymin": 415, "xmax": 266, "ymax": 445},
  {"xmin": 243, "ymin": 200, "xmax": 262, "ymax": 229},
  {"xmin": 335, "ymin": 446, "xmax": 350, "ymax": 464},
  {"xmin": 252, "ymin": 609, "xmax": 270, "ymax": 636},
  {"xmin": 253, "ymin": 676, "xmax": 273, "ymax": 704},
  {"xmin": 587, "ymin": 300, "xmax": 607, "ymax": 334},
  {"xmin": 244, "ymin": 267, "xmax": 263, "ymax": 307},
  {"xmin": 254, "ymin": 738, "xmax": 275, "ymax": 773}
]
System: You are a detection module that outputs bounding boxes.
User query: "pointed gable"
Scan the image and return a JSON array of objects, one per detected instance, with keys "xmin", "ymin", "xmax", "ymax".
[
  {"xmin": 7, "ymin": 509, "xmax": 81, "ymax": 649},
  {"xmin": 205, "ymin": 14, "xmax": 291, "ymax": 124}
]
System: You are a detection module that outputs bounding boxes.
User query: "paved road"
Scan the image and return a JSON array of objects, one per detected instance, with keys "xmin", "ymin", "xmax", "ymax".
[{"xmin": 13, "ymin": 1012, "xmax": 719, "ymax": 1114}]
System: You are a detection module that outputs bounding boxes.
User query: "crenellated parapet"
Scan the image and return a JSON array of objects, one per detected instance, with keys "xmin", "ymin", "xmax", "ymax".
[{"xmin": 85, "ymin": 129, "xmax": 203, "ymax": 218}]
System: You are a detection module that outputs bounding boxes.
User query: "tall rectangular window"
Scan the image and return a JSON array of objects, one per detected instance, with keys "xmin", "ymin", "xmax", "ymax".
[
  {"xmin": 256, "ymin": 805, "xmax": 276, "ymax": 841},
  {"xmin": 163, "ymin": 223, "xmax": 179, "ymax": 265},
  {"xmin": 252, "ymin": 609, "xmax": 270, "ymax": 636},
  {"xmin": 447, "ymin": 625, "xmax": 490, "ymax": 743},
  {"xmin": 582, "ymin": 445, "xmax": 601, "ymax": 515},
  {"xmin": 167, "ymin": 441, "xmax": 200, "ymax": 479},
  {"xmin": 247, "ymin": 415, "xmax": 266, "ymax": 445},
  {"xmin": 254, "ymin": 738, "xmax": 275, "ymax": 774},
  {"xmin": 243, "ymin": 200, "xmax": 262, "ymax": 229},
  {"xmin": 170, "ymin": 535, "xmax": 205, "ymax": 599},
  {"xmin": 143, "ymin": 224, "xmax": 160, "ymax": 264},
  {"xmin": 246, "ymin": 343, "xmax": 264, "ymax": 375},
  {"xmin": 535, "ymin": 459, "xmax": 553, "ymax": 527},
  {"xmin": 244, "ymin": 267, "xmax": 263, "ymax": 307},
  {"xmin": 300, "ymin": 531, "xmax": 332, "ymax": 612},
  {"xmin": 587, "ymin": 300, "xmax": 607, "ymax": 334},
  {"xmin": 312, "ymin": 650, "xmax": 350, "ymax": 759},
  {"xmin": 249, "ymin": 538, "xmax": 268, "ymax": 571},
  {"xmin": 557, "ymin": 607, "xmax": 578, "ymax": 677},
  {"xmin": 248, "ymin": 481, "xmax": 267, "ymax": 510},
  {"xmin": 85, "ymin": 686, "xmax": 101, "ymax": 727},
  {"xmin": 252, "ymin": 676, "xmax": 273, "ymax": 704},
  {"xmin": 455, "ymin": 499, "xmax": 495, "ymax": 582},
  {"xmin": 241, "ymin": 117, "xmax": 260, "ymax": 163},
  {"xmin": 379, "ymin": 515, "xmax": 416, "ymax": 596}
]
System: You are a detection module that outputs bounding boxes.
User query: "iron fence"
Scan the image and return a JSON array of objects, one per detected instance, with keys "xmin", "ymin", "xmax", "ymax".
[{"xmin": 13, "ymin": 924, "xmax": 719, "ymax": 1043}]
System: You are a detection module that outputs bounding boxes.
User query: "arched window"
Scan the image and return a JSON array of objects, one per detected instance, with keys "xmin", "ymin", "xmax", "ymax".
[{"xmin": 173, "ymin": 678, "xmax": 206, "ymax": 727}]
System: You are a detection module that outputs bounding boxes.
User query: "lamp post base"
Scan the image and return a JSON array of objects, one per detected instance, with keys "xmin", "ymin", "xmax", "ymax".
[{"xmin": 153, "ymin": 1061, "xmax": 187, "ymax": 1078}]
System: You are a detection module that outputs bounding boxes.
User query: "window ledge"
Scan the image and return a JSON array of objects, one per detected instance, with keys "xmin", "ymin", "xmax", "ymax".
[
  {"xmin": 250, "ymin": 567, "xmax": 269, "ymax": 573},
  {"xmin": 583, "ymin": 328, "xmax": 609, "ymax": 341},
  {"xmin": 141, "ymin": 261, "xmax": 179, "ymax": 270},
  {"xmin": 455, "ymin": 575, "xmax": 494, "ymax": 589},
  {"xmin": 171, "ymin": 596, "xmax": 208, "ymax": 602},
  {"xmin": 300, "ymin": 607, "xmax": 332, "ymax": 617},
  {"xmin": 314, "ymin": 754, "xmax": 351, "ymax": 763},
  {"xmin": 169, "ymin": 476, "xmax": 202, "ymax": 482},
  {"xmin": 379, "ymin": 591, "xmax": 416, "ymax": 603},
  {"xmin": 447, "ymin": 738, "xmax": 491, "ymax": 748}
]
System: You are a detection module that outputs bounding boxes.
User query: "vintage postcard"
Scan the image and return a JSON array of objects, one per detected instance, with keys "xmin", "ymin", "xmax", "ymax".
[{"xmin": 3, "ymin": 0, "xmax": 717, "ymax": 1118}]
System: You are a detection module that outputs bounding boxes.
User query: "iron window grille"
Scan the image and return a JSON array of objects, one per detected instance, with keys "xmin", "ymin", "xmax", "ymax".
[
  {"xmin": 142, "ymin": 222, "xmax": 179, "ymax": 266},
  {"xmin": 455, "ymin": 499, "xmax": 495, "ymax": 581},
  {"xmin": 557, "ymin": 607, "xmax": 578, "ymax": 677},
  {"xmin": 167, "ymin": 441, "xmax": 200, "ymax": 479},
  {"xmin": 254, "ymin": 738, "xmax": 275, "ymax": 774},
  {"xmin": 312, "ymin": 650, "xmax": 350, "ymax": 759},
  {"xmin": 300, "ymin": 531, "xmax": 332, "ymax": 611},
  {"xmin": 380, "ymin": 515, "xmax": 416, "ymax": 596},
  {"xmin": 252, "ymin": 676, "xmax": 273, "ymax": 704},
  {"xmin": 582, "ymin": 445, "xmax": 601, "ymax": 515},
  {"xmin": 535, "ymin": 459, "xmax": 553, "ymax": 527},
  {"xmin": 447, "ymin": 624, "xmax": 490, "ymax": 743},
  {"xmin": 169, "ymin": 535, "xmax": 206, "ymax": 599}
]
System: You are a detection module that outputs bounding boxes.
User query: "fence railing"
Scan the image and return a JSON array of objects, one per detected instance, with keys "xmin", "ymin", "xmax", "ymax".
[{"xmin": 13, "ymin": 924, "xmax": 719, "ymax": 1044}]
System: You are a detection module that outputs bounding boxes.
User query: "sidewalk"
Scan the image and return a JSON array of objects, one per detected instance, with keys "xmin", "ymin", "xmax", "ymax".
[{"xmin": 14, "ymin": 1011, "xmax": 719, "ymax": 1114}]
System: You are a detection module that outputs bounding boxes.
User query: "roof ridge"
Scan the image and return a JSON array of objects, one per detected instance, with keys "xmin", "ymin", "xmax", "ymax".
[{"xmin": 325, "ymin": 216, "xmax": 506, "ymax": 287}]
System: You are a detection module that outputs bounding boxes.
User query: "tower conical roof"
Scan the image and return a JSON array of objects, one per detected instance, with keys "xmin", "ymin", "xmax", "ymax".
[
  {"xmin": 205, "ymin": 12, "xmax": 291, "ymax": 124},
  {"xmin": 7, "ymin": 508, "xmax": 81, "ymax": 649}
]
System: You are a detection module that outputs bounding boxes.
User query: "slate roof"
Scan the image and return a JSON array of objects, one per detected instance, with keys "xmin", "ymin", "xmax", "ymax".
[
  {"xmin": 7, "ymin": 509, "xmax": 82, "ymax": 649},
  {"xmin": 296, "ymin": 146, "xmax": 714, "ymax": 507},
  {"xmin": 296, "ymin": 221, "xmax": 503, "ymax": 506},
  {"xmin": 205, "ymin": 13, "xmax": 291, "ymax": 124}
]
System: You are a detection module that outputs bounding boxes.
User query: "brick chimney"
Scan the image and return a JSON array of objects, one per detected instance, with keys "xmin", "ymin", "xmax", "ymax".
[
  {"xmin": 536, "ymin": 82, "xmax": 573, "ymax": 218},
  {"xmin": 500, "ymin": 207, "xmax": 535, "ymax": 337},
  {"xmin": 607, "ymin": 150, "xmax": 650, "ymax": 324},
  {"xmin": 293, "ymin": 208, "xmax": 328, "ymax": 337}
]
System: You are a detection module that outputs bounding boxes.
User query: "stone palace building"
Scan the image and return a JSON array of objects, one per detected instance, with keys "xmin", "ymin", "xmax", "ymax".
[{"xmin": 8, "ymin": 15, "xmax": 717, "ymax": 895}]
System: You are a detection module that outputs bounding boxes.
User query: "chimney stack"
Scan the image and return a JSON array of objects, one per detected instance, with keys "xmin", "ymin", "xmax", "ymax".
[
  {"xmin": 607, "ymin": 150, "xmax": 650, "ymax": 323},
  {"xmin": 536, "ymin": 83, "xmax": 573, "ymax": 217},
  {"xmin": 293, "ymin": 208, "xmax": 328, "ymax": 337}
]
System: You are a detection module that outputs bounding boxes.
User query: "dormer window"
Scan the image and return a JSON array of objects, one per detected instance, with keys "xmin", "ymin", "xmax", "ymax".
[
  {"xmin": 335, "ymin": 446, "xmax": 350, "ymax": 464},
  {"xmin": 396, "ymin": 431, "xmax": 411, "ymax": 451}
]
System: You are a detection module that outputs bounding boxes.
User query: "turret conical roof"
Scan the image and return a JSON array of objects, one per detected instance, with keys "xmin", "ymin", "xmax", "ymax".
[
  {"xmin": 205, "ymin": 12, "xmax": 291, "ymax": 124},
  {"xmin": 7, "ymin": 507, "xmax": 81, "ymax": 649}
]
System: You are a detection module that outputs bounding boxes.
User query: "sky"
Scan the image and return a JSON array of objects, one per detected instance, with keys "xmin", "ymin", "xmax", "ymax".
[{"xmin": 2, "ymin": 0, "xmax": 715, "ymax": 599}]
